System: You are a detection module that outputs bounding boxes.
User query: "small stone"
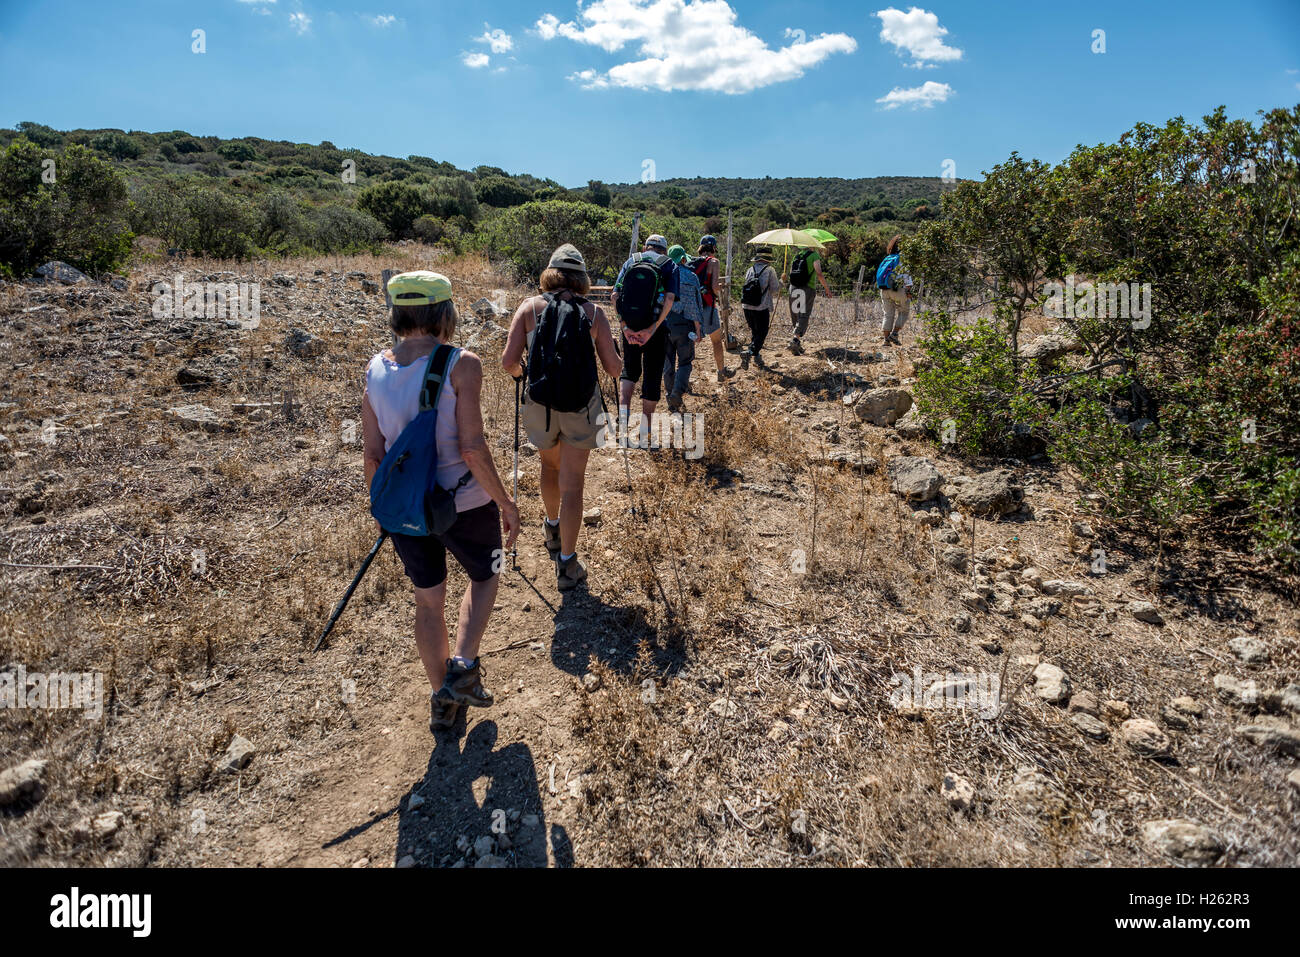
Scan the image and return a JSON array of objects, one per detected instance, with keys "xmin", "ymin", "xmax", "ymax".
[
  {"xmin": 1071, "ymin": 712, "xmax": 1110, "ymax": 741},
  {"xmin": 581, "ymin": 673, "xmax": 602, "ymax": 693},
  {"xmin": 1103, "ymin": 700, "xmax": 1131, "ymax": 721},
  {"xmin": 396, "ymin": 855, "xmax": 417, "ymax": 869},
  {"xmin": 767, "ymin": 720, "xmax": 790, "ymax": 741},
  {"xmin": 1213, "ymin": 673, "xmax": 1259, "ymax": 708},
  {"xmin": 1032, "ymin": 662, "xmax": 1071, "ymax": 704},
  {"xmin": 1235, "ymin": 717, "xmax": 1300, "ymax": 757},
  {"xmin": 0, "ymin": 758, "xmax": 47, "ymax": 806},
  {"xmin": 1040, "ymin": 579, "xmax": 1090, "ymax": 597},
  {"xmin": 521, "ymin": 813, "xmax": 539, "ymax": 828},
  {"xmin": 1128, "ymin": 600, "xmax": 1164, "ymax": 625},
  {"xmin": 1262, "ymin": 684, "xmax": 1300, "ymax": 715},
  {"xmin": 73, "ymin": 810, "xmax": 125, "ymax": 843},
  {"xmin": 1141, "ymin": 819, "xmax": 1223, "ymax": 864},
  {"xmin": 582, "ymin": 508, "xmax": 602, "ymax": 526},
  {"xmin": 474, "ymin": 854, "xmax": 508, "ymax": 868},
  {"xmin": 1067, "ymin": 692, "xmax": 1101, "ymax": 716},
  {"xmin": 1121, "ymin": 718, "xmax": 1172, "ymax": 758},
  {"xmin": 407, "ymin": 793, "xmax": 425, "ymax": 810},
  {"xmin": 455, "ymin": 835, "xmax": 471, "ymax": 853},
  {"xmin": 473, "ymin": 835, "xmax": 494, "ymax": 858},
  {"xmin": 709, "ymin": 698, "xmax": 739, "ymax": 718},
  {"xmin": 1227, "ymin": 635, "xmax": 1270, "ymax": 665},
  {"xmin": 940, "ymin": 772, "xmax": 975, "ymax": 811},
  {"xmin": 218, "ymin": 734, "xmax": 256, "ymax": 773},
  {"xmin": 949, "ymin": 612, "xmax": 972, "ymax": 634}
]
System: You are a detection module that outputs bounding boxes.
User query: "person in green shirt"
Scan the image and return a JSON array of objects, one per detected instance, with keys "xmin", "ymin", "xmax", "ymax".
[{"xmin": 784, "ymin": 246, "xmax": 833, "ymax": 356}]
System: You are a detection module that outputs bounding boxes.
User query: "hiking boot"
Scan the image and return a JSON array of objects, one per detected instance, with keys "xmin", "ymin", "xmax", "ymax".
[
  {"xmin": 716, "ymin": 367, "xmax": 735, "ymax": 382},
  {"xmin": 789, "ymin": 337, "xmax": 804, "ymax": 356},
  {"xmin": 753, "ymin": 351, "xmax": 766, "ymax": 369},
  {"xmin": 438, "ymin": 658, "xmax": 494, "ymax": 708},
  {"xmin": 556, "ymin": 553, "xmax": 588, "ymax": 591},
  {"xmin": 543, "ymin": 519, "xmax": 561, "ymax": 561},
  {"xmin": 666, "ymin": 391, "xmax": 685, "ymax": 413},
  {"xmin": 740, "ymin": 350, "xmax": 751, "ymax": 370},
  {"xmin": 430, "ymin": 691, "xmax": 460, "ymax": 731}
]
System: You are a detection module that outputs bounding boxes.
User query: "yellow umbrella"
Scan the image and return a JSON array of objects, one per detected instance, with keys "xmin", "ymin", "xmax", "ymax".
[{"xmin": 746, "ymin": 228, "xmax": 825, "ymax": 274}]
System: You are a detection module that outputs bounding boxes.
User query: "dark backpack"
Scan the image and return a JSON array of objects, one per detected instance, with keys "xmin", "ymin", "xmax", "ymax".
[
  {"xmin": 370, "ymin": 344, "xmax": 471, "ymax": 536},
  {"xmin": 526, "ymin": 293, "xmax": 597, "ymax": 423},
  {"xmin": 616, "ymin": 254, "xmax": 664, "ymax": 330},
  {"xmin": 789, "ymin": 249, "xmax": 814, "ymax": 287},
  {"xmin": 741, "ymin": 263, "xmax": 769, "ymax": 308}
]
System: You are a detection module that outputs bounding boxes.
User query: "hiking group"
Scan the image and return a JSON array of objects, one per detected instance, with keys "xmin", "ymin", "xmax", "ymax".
[{"xmin": 359, "ymin": 235, "xmax": 916, "ymax": 731}]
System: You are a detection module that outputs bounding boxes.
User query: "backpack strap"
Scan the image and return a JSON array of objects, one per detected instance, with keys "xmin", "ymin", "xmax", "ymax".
[{"xmin": 418, "ymin": 343, "xmax": 458, "ymax": 413}]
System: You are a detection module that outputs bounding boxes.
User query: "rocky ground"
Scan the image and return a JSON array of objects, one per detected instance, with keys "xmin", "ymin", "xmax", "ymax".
[{"xmin": 0, "ymin": 249, "xmax": 1297, "ymax": 868}]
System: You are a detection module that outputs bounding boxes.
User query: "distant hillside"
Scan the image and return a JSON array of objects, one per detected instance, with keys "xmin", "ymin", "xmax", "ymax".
[{"xmin": 608, "ymin": 175, "xmax": 946, "ymax": 211}]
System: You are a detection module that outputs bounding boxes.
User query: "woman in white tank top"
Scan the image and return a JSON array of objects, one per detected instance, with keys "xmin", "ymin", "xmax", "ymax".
[{"xmin": 361, "ymin": 271, "xmax": 520, "ymax": 730}]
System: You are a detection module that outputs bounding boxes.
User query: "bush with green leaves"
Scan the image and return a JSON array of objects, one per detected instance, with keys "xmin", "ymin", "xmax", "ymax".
[
  {"xmin": 0, "ymin": 140, "xmax": 133, "ymax": 277},
  {"xmin": 474, "ymin": 175, "xmax": 532, "ymax": 208}
]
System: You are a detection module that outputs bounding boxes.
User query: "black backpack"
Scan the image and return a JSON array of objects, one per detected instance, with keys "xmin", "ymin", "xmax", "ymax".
[
  {"xmin": 526, "ymin": 293, "xmax": 597, "ymax": 421},
  {"xmin": 741, "ymin": 263, "xmax": 769, "ymax": 307},
  {"xmin": 616, "ymin": 254, "xmax": 664, "ymax": 330},
  {"xmin": 789, "ymin": 249, "xmax": 814, "ymax": 287}
]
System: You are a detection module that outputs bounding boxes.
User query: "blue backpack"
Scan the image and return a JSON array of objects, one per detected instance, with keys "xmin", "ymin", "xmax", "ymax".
[
  {"xmin": 369, "ymin": 343, "xmax": 471, "ymax": 536},
  {"xmin": 876, "ymin": 253, "xmax": 901, "ymax": 290}
]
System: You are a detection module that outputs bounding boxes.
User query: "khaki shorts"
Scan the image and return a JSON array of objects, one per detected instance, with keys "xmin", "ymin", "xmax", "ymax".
[{"xmin": 522, "ymin": 387, "xmax": 604, "ymax": 451}]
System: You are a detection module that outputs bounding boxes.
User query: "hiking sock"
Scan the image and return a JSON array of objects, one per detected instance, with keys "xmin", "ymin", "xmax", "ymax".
[
  {"xmin": 559, "ymin": 552, "xmax": 575, "ymax": 563},
  {"xmin": 545, "ymin": 517, "xmax": 559, "ymax": 527},
  {"xmin": 450, "ymin": 655, "xmax": 475, "ymax": 671}
]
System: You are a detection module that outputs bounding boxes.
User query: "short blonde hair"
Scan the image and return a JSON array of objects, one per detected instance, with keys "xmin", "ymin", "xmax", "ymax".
[{"xmin": 539, "ymin": 267, "xmax": 591, "ymax": 296}]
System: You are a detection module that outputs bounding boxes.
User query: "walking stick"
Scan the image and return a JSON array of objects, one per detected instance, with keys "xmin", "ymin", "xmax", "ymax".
[
  {"xmin": 512, "ymin": 376, "xmax": 521, "ymax": 571},
  {"xmin": 313, "ymin": 531, "xmax": 388, "ymax": 651}
]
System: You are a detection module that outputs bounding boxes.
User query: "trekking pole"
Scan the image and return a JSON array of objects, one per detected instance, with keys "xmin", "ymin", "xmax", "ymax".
[
  {"xmin": 313, "ymin": 531, "xmax": 388, "ymax": 652},
  {"xmin": 512, "ymin": 376, "xmax": 521, "ymax": 571}
]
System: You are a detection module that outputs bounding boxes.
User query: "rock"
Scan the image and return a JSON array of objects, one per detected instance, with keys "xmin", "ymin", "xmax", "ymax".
[
  {"xmin": 1227, "ymin": 635, "xmax": 1269, "ymax": 665},
  {"xmin": 471, "ymin": 296, "xmax": 507, "ymax": 320},
  {"xmin": 709, "ymin": 698, "xmax": 738, "ymax": 718},
  {"xmin": 823, "ymin": 450, "xmax": 878, "ymax": 473},
  {"xmin": 1213, "ymin": 673, "xmax": 1259, "ymax": 708},
  {"xmin": 853, "ymin": 387, "xmax": 913, "ymax": 426},
  {"xmin": 1103, "ymin": 699, "xmax": 1131, "ymax": 721},
  {"xmin": 35, "ymin": 261, "xmax": 88, "ymax": 283},
  {"xmin": 1040, "ymin": 580, "xmax": 1091, "ymax": 597},
  {"xmin": 473, "ymin": 835, "xmax": 494, "ymax": 858},
  {"xmin": 167, "ymin": 403, "xmax": 232, "ymax": 434},
  {"xmin": 74, "ymin": 811, "xmax": 125, "ymax": 843},
  {"xmin": 285, "ymin": 327, "xmax": 324, "ymax": 358},
  {"xmin": 1071, "ymin": 712, "xmax": 1110, "ymax": 741},
  {"xmin": 1121, "ymin": 719, "xmax": 1171, "ymax": 758},
  {"xmin": 1023, "ymin": 597, "xmax": 1061, "ymax": 620},
  {"xmin": 887, "ymin": 456, "xmax": 943, "ymax": 502},
  {"xmin": 1008, "ymin": 767, "xmax": 1062, "ymax": 816},
  {"xmin": 1235, "ymin": 717, "xmax": 1300, "ymax": 757},
  {"xmin": 939, "ymin": 546, "xmax": 969, "ymax": 572},
  {"xmin": 1020, "ymin": 332, "xmax": 1084, "ymax": 367},
  {"xmin": 272, "ymin": 272, "xmax": 296, "ymax": 287},
  {"xmin": 0, "ymin": 759, "xmax": 47, "ymax": 806},
  {"xmin": 949, "ymin": 612, "xmax": 972, "ymax": 634},
  {"xmin": 582, "ymin": 508, "xmax": 602, "ymax": 526},
  {"xmin": 893, "ymin": 407, "xmax": 929, "ymax": 440},
  {"xmin": 581, "ymin": 673, "xmax": 601, "ymax": 693},
  {"xmin": 768, "ymin": 642, "xmax": 793, "ymax": 663},
  {"xmin": 521, "ymin": 813, "xmax": 539, "ymax": 828},
  {"xmin": 474, "ymin": 853, "xmax": 508, "ymax": 868},
  {"xmin": 396, "ymin": 854, "xmax": 417, "ymax": 868},
  {"xmin": 940, "ymin": 772, "xmax": 975, "ymax": 811},
  {"xmin": 466, "ymin": 319, "xmax": 509, "ymax": 353},
  {"xmin": 455, "ymin": 835, "xmax": 471, "ymax": 853},
  {"xmin": 218, "ymin": 734, "xmax": 256, "ymax": 773},
  {"xmin": 1141, "ymin": 819, "xmax": 1224, "ymax": 864},
  {"xmin": 361, "ymin": 279, "xmax": 379, "ymax": 294},
  {"xmin": 1169, "ymin": 696, "xmax": 1203, "ymax": 718},
  {"xmin": 912, "ymin": 508, "xmax": 944, "ymax": 527},
  {"xmin": 949, "ymin": 469, "xmax": 1024, "ymax": 518},
  {"xmin": 1068, "ymin": 692, "xmax": 1101, "ymax": 716},
  {"xmin": 1032, "ymin": 662, "xmax": 1071, "ymax": 704},
  {"xmin": 931, "ymin": 527, "xmax": 961, "ymax": 545},
  {"xmin": 407, "ymin": 793, "xmax": 425, "ymax": 810},
  {"xmin": 1262, "ymin": 684, "xmax": 1300, "ymax": 715},
  {"xmin": 1128, "ymin": 600, "xmax": 1164, "ymax": 625}
]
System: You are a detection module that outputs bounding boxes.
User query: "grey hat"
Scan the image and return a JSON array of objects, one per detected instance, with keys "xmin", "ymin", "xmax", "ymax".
[
  {"xmin": 645, "ymin": 234, "xmax": 668, "ymax": 252},
  {"xmin": 548, "ymin": 243, "xmax": 587, "ymax": 273},
  {"xmin": 753, "ymin": 245, "xmax": 774, "ymax": 261}
]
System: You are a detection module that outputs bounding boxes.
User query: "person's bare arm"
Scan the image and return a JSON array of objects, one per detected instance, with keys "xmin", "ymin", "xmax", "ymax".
[
  {"xmin": 451, "ymin": 352, "xmax": 519, "ymax": 547},
  {"xmin": 501, "ymin": 298, "xmax": 533, "ymax": 379},
  {"xmin": 816, "ymin": 260, "xmax": 833, "ymax": 297},
  {"xmin": 591, "ymin": 304, "xmax": 623, "ymax": 378},
  {"xmin": 362, "ymin": 391, "xmax": 385, "ymax": 488}
]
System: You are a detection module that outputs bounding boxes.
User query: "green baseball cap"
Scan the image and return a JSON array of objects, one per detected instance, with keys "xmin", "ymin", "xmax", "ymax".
[
  {"xmin": 667, "ymin": 245, "xmax": 687, "ymax": 264},
  {"xmin": 387, "ymin": 270, "xmax": 452, "ymax": 306}
]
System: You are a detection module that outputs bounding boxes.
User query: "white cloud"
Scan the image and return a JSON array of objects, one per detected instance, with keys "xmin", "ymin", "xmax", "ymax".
[
  {"xmin": 461, "ymin": 51, "xmax": 491, "ymax": 69},
  {"xmin": 477, "ymin": 26, "xmax": 513, "ymax": 54},
  {"xmin": 875, "ymin": 7, "xmax": 961, "ymax": 67},
  {"xmin": 289, "ymin": 11, "xmax": 311, "ymax": 34},
  {"xmin": 876, "ymin": 80, "xmax": 952, "ymax": 109},
  {"xmin": 237, "ymin": 0, "xmax": 275, "ymax": 4},
  {"xmin": 536, "ymin": 0, "xmax": 857, "ymax": 94},
  {"xmin": 370, "ymin": 14, "xmax": 397, "ymax": 27}
]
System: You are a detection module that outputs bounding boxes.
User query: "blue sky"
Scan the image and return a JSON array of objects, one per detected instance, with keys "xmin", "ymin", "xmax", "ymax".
[{"xmin": 1, "ymin": 0, "xmax": 1296, "ymax": 186}]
